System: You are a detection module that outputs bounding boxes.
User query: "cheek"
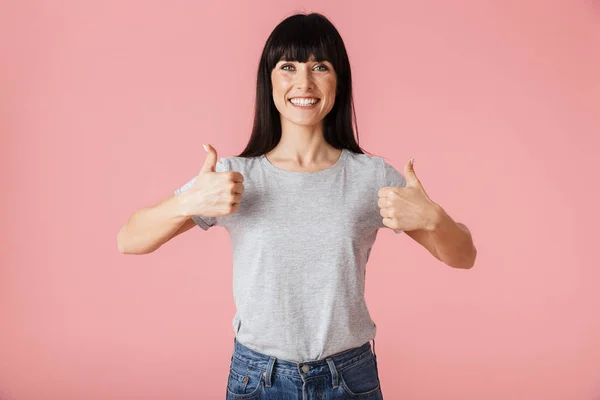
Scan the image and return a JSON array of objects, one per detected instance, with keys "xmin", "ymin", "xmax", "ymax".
[
  {"xmin": 273, "ymin": 74, "xmax": 291, "ymax": 88},
  {"xmin": 272, "ymin": 77, "xmax": 292, "ymax": 99},
  {"xmin": 320, "ymin": 78, "xmax": 337, "ymax": 103},
  {"xmin": 324, "ymin": 76, "xmax": 337, "ymax": 91}
]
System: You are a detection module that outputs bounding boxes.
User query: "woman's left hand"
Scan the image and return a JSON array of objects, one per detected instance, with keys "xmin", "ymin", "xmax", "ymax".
[{"xmin": 378, "ymin": 157, "xmax": 440, "ymax": 232}]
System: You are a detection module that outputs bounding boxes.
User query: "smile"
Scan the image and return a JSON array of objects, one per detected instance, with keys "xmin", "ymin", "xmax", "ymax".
[{"xmin": 288, "ymin": 98, "xmax": 320, "ymax": 107}]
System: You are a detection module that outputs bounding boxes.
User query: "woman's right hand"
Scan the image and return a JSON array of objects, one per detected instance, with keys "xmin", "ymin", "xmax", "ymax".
[{"xmin": 180, "ymin": 144, "xmax": 244, "ymax": 218}]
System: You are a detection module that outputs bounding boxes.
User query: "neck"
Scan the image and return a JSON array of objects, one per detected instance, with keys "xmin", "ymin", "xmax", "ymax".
[{"xmin": 269, "ymin": 119, "xmax": 337, "ymax": 164}]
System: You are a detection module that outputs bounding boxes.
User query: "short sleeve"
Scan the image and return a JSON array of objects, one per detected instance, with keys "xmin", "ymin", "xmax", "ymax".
[
  {"xmin": 380, "ymin": 158, "xmax": 407, "ymax": 234},
  {"xmin": 173, "ymin": 157, "xmax": 230, "ymax": 230}
]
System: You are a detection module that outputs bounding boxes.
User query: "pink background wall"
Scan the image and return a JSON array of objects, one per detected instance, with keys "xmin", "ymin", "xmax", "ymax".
[{"xmin": 2, "ymin": 1, "xmax": 599, "ymax": 399}]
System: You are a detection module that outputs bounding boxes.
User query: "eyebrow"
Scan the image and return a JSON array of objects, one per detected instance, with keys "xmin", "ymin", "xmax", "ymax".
[{"xmin": 277, "ymin": 59, "xmax": 328, "ymax": 64}]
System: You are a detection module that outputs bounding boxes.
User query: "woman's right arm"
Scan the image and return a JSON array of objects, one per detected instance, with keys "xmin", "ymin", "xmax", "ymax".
[
  {"xmin": 117, "ymin": 144, "xmax": 243, "ymax": 255},
  {"xmin": 117, "ymin": 193, "xmax": 195, "ymax": 255}
]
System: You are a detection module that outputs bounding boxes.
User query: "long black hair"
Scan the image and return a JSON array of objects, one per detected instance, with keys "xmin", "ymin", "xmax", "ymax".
[{"xmin": 236, "ymin": 12, "xmax": 374, "ymax": 158}]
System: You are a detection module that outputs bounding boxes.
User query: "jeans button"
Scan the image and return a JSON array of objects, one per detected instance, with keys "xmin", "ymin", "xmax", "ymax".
[{"xmin": 302, "ymin": 364, "xmax": 310, "ymax": 373}]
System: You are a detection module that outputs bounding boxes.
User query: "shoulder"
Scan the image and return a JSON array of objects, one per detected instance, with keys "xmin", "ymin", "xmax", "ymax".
[
  {"xmin": 345, "ymin": 150, "xmax": 393, "ymax": 184},
  {"xmin": 218, "ymin": 155, "xmax": 263, "ymax": 174},
  {"xmin": 346, "ymin": 150, "xmax": 406, "ymax": 188},
  {"xmin": 345, "ymin": 149, "xmax": 385, "ymax": 170}
]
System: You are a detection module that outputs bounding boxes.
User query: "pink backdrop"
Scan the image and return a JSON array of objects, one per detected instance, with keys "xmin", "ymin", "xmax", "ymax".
[{"xmin": 2, "ymin": 1, "xmax": 599, "ymax": 399}]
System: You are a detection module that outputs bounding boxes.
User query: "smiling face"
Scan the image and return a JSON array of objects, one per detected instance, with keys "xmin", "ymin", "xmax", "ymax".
[{"xmin": 271, "ymin": 56, "xmax": 337, "ymax": 128}]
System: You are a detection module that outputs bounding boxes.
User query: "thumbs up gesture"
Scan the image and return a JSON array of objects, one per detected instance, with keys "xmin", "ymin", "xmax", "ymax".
[
  {"xmin": 378, "ymin": 157, "xmax": 439, "ymax": 232},
  {"xmin": 181, "ymin": 144, "xmax": 245, "ymax": 218}
]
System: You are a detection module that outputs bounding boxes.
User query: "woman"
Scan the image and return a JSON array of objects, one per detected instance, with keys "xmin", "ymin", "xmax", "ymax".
[{"xmin": 117, "ymin": 12, "xmax": 476, "ymax": 400}]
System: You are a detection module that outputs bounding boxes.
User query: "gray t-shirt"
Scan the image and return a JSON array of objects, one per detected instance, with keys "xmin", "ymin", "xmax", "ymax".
[{"xmin": 174, "ymin": 148, "xmax": 406, "ymax": 362}]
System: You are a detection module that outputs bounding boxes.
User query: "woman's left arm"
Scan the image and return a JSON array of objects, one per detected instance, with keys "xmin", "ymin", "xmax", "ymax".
[
  {"xmin": 379, "ymin": 157, "xmax": 477, "ymax": 269},
  {"xmin": 405, "ymin": 204, "xmax": 477, "ymax": 269}
]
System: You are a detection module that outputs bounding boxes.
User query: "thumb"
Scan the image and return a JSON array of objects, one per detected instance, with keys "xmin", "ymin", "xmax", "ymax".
[
  {"xmin": 199, "ymin": 143, "xmax": 218, "ymax": 173},
  {"xmin": 403, "ymin": 156, "xmax": 420, "ymax": 186}
]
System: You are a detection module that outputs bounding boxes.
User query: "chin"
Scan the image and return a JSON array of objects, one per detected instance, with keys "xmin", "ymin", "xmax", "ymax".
[{"xmin": 286, "ymin": 117, "xmax": 324, "ymax": 127}]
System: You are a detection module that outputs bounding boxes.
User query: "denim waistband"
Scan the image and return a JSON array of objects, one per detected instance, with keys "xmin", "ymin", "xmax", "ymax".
[{"xmin": 231, "ymin": 338, "xmax": 377, "ymax": 379}]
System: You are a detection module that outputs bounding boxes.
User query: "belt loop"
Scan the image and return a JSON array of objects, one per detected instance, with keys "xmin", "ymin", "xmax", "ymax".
[
  {"xmin": 264, "ymin": 356, "xmax": 276, "ymax": 387},
  {"xmin": 326, "ymin": 357, "xmax": 338, "ymax": 388}
]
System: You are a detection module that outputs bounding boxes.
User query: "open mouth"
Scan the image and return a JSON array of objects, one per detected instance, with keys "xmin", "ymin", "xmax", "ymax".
[{"xmin": 288, "ymin": 98, "xmax": 321, "ymax": 107}]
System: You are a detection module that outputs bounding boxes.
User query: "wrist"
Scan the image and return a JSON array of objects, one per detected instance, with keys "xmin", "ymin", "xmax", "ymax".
[
  {"xmin": 173, "ymin": 191, "xmax": 192, "ymax": 218},
  {"xmin": 424, "ymin": 202, "xmax": 443, "ymax": 232}
]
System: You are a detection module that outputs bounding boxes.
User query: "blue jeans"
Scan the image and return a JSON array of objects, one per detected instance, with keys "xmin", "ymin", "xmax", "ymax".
[{"xmin": 226, "ymin": 338, "xmax": 384, "ymax": 399}]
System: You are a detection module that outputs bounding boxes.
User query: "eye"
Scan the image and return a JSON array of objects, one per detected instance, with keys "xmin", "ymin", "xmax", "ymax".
[{"xmin": 280, "ymin": 63, "xmax": 329, "ymax": 71}]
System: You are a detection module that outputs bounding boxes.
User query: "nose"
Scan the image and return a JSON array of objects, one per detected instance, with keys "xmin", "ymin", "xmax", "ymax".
[{"xmin": 294, "ymin": 67, "xmax": 314, "ymax": 91}]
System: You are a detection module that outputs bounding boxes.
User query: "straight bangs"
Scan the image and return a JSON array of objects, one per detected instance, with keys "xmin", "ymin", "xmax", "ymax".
[{"xmin": 263, "ymin": 14, "xmax": 344, "ymax": 74}]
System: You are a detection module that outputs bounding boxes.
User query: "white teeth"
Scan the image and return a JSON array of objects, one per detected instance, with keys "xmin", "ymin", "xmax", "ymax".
[{"xmin": 290, "ymin": 98, "xmax": 319, "ymax": 106}]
